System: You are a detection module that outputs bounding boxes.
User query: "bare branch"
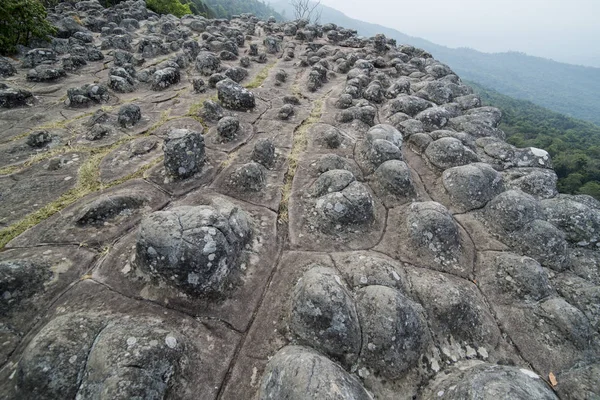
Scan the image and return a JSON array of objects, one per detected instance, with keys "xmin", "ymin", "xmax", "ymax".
[{"xmin": 289, "ymin": 0, "xmax": 322, "ymax": 24}]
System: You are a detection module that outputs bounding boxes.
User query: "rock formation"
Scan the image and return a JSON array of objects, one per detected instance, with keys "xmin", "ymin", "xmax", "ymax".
[{"xmin": 0, "ymin": 1, "xmax": 598, "ymax": 399}]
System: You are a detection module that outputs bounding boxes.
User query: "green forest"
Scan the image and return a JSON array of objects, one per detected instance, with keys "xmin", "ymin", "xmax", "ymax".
[{"xmin": 468, "ymin": 81, "xmax": 600, "ymax": 199}]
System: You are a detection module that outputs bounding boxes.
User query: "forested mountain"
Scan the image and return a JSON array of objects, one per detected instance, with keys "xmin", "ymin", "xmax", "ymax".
[
  {"xmin": 468, "ymin": 81, "xmax": 600, "ymax": 199},
  {"xmin": 273, "ymin": 1, "xmax": 600, "ymax": 126},
  {"xmin": 206, "ymin": 0, "xmax": 282, "ymax": 20}
]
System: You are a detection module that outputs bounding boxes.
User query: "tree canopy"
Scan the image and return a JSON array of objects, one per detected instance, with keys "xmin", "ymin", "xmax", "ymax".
[
  {"xmin": 468, "ymin": 80, "xmax": 600, "ymax": 199},
  {"xmin": 0, "ymin": 0, "xmax": 57, "ymax": 55},
  {"xmin": 146, "ymin": 0, "xmax": 192, "ymax": 17}
]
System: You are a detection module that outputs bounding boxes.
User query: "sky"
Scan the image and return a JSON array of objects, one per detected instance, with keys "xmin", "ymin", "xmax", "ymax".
[{"xmin": 317, "ymin": 0, "xmax": 600, "ymax": 67}]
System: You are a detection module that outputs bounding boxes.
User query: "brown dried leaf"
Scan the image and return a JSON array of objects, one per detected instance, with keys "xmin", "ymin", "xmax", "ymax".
[{"xmin": 549, "ymin": 372, "xmax": 558, "ymax": 387}]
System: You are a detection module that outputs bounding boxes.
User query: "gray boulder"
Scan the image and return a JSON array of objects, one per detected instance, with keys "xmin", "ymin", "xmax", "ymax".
[
  {"xmin": 258, "ymin": 346, "xmax": 371, "ymax": 400},
  {"xmin": 151, "ymin": 67, "xmax": 180, "ymax": 90},
  {"xmin": 195, "ymin": 51, "xmax": 221, "ymax": 75},
  {"xmin": 415, "ymin": 81, "xmax": 454, "ymax": 104},
  {"xmin": 415, "ymin": 106, "xmax": 452, "ymax": 131},
  {"xmin": 0, "ymin": 57, "xmax": 16, "ymax": 77},
  {"xmin": 216, "ymin": 116, "xmax": 240, "ymax": 141},
  {"xmin": 263, "ymin": 36, "xmax": 281, "ymax": 53},
  {"xmin": 17, "ymin": 314, "xmax": 106, "ymax": 399},
  {"xmin": 310, "ymin": 169, "xmax": 356, "ymax": 197},
  {"xmin": 356, "ymin": 285, "xmax": 427, "ymax": 378},
  {"xmin": 163, "ymin": 128, "xmax": 205, "ymax": 179},
  {"xmin": 229, "ymin": 162, "xmax": 266, "ymax": 192},
  {"xmin": 482, "ymin": 253, "xmax": 554, "ymax": 304},
  {"xmin": 425, "ymin": 137, "xmax": 480, "ymax": 170},
  {"xmin": 251, "ymin": 138, "xmax": 275, "ymax": 167},
  {"xmin": 542, "ymin": 196, "xmax": 600, "ymax": 247},
  {"xmin": 503, "ymin": 168, "xmax": 558, "ymax": 199},
  {"xmin": 136, "ymin": 205, "xmax": 251, "ymax": 295},
  {"xmin": 75, "ymin": 319, "xmax": 185, "ymax": 400},
  {"xmin": 443, "ymin": 163, "xmax": 504, "ymax": 211},
  {"xmin": 224, "ymin": 66, "xmax": 248, "ymax": 83},
  {"xmin": 278, "ymin": 104, "xmax": 294, "ymax": 120},
  {"xmin": 315, "ymin": 181, "xmax": 375, "ymax": 226},
  {"xmin": 407, "ymin": 201, "xmax": 460, "ymax": 255},
  {"xmin": 109, "ymin": 74, "xmax": 135, "ymax": 93},
  {"xmin": 202, "ymin": 100, "xmax": 225, "ymax": 121},
  {"xmin": 422, "ymin": 362, "xmax": 558, "ymax": 400},
  {"xmin": 192, "ymin": 77, "xmax": 206, "ymax": 93},
  {"xmin": 387, "ymin": 94, "xmax": 433, "ymax": 116},
  {"xmin": 117, "ymin": 104, "xmax": 142, "ymax": 128},
  {"xmin": 485, "ymin": 190, "xmax": 542, "ymax": 232},
  {"xmin": 26, "ymin": 131, "xmax": 52, "ymax": 148},
  {"xmin": 512, "ymin": 219, "xmax": 570, "ymax": 271},
  {"xmin": 216, "ymin": 78, "xmax": 255, "ymax": 110},
  {"xmin": 0, "ymin": 260, "xmax": 51, "ymax": 314},
  {"xmin": 26, "ymin": 65, "xmax": 66, "ymax": 82},
  {"xmin": 66, "ymin": 84, "xmax": 110, "ymax": 107},
  {"xmin": 374, "ymin": 160, "xmax": 416, "ymax": 198},
  {"xmin": 22, "ymin": 49, "xmax": 57, "ymax": 68},
  {"xmin": 289, "ymin": 266, "xmax": 361, "ymax": 365}
]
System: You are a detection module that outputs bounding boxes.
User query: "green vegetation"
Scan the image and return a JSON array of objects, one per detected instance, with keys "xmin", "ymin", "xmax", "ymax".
[
  {"xmin": 0, "ymin": 0, "xmax": 56, "ymax": 55},
  {"xmin": 184, "ymin": 0, "xmax": 214, "ymax": 17},
  {"xmin": 244, "ymin": 61, "xmax": 276, "ymax": 89},
  {"xmin": 146, "ymin": 0, "xmax": 192, "ymax": 17},
  {"xmin": 468, "ymin": 81, "xmax": 600, "ymax": 199},
  {"xmin": 278, "ymin": 98, "xmax": 323, "ymax": 223},
  {"xmin": 207, "ymin": 0, "xmax": 282, "ymax": 20}
]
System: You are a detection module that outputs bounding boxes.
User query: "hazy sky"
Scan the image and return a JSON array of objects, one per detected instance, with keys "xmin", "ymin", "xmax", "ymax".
[{"xmin": 318, "ymin": 0, "xmax": 600, "ymax": 67}]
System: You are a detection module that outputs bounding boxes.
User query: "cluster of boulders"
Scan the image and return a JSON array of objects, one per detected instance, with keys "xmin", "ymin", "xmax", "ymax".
[{"xmin": 1, "ymin": 1, "xmax": 599, "ymax": 399}]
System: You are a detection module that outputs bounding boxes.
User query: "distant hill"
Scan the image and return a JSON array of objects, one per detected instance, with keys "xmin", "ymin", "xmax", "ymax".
[
  {"xmin": 273, "ymin": 1, "xmax": 600, "ymax": 126},
  {"xmin": 467, "ymin": 81, "xmax": 600, "ymax": 199},
  {"xmin": 208, "ymin": 0, "xmax": 283, "ymax": 20}
]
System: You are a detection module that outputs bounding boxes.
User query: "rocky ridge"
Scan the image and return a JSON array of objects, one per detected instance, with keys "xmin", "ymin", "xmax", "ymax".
[{"xmin": 0, "ymin": 1, "xmax": 599, "ymax": 399}]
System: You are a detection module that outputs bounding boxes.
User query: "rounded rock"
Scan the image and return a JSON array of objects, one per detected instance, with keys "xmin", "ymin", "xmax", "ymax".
[
  {"xmin": 258, "ymin": 346, "xmax": 371, "ymax": 400},
  {"xmin": 487, "ymin": 253, "xmax": 554, "ymax": 303},
  {"xmin": 407, "ymin": 201, "xmax": 460, "ymax": 253},
  {"xmin": 366, "ymin": 139, "xmax": 402, "ymax": 167},
  {"xmin": 289, "ymin": 266, "xmax": 361, "ymax": 365},
  {"xmin": 216, "ymin": 116, "xmax": 240, "ymax": 141},
  {"xmin": 443, "ymin": 163, "xmax": 504, "ymax": 211},
  {"xmin": 195, "ymin": 51, "xmax": 221, "ymax": 76},
  {"xmin": 422, "ymin": 363, "xmax": 558, "ymax": 400},
  {"xmin": 512, "ymin": 219, "xmax": 569, "ymax": 271},
  {"xmin": 163, "ymin": 128, "xmax": 205, "ymax": 179},
  {"xmin": 316, "ymin": 181, "xmax": 374, "ymax": 226},
  {"xmin": 425, "ymin": 137, "xmax": 480, "ymax": 170},
  {"xmin": 323, "ymin": 127, "xmax": 342, "ymax": 148},
  {"xmin": 278, "ymin": 104, "xmax": 294, "ymax": 120},
  {"xmin": 230, "ymin": 162, "xmax": 266, "ymax": 192},
  {"xmin": 136, "ymin": 205, "xmax": 251, "ymax": 295},
  {"xmin": 216, "ymin": 78, "xmax": 255, "ymax": 110},
  {"xmin": 374, "ymin": 160, "xmax": 416, "ymax": 198},
  {"xmin": 310, "ymin": 169, "xmax": 356, "ymax": 197},
  {"xmin": 117, "ymin": 104, "xmax": 142, "ymax": 128},
  {"xmin": 486, "ymin": 190, "xmax": 542, "ymax": 232},
  {"xmin": 542, "ymin": 196, "xmax": 600, "ymax": 247},
  {"xmin": 251, "ymin": 138, "xmax": 275, "ymax": 167},
  {"xmin": 356, "ymin": 285, "xmax": 427, "ymax": 378}
]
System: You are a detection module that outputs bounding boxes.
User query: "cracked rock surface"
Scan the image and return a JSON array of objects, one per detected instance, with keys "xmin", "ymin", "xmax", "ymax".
[{"xmin": 0, "ymin": 1, "xmax": 598, "ymax": 399}]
